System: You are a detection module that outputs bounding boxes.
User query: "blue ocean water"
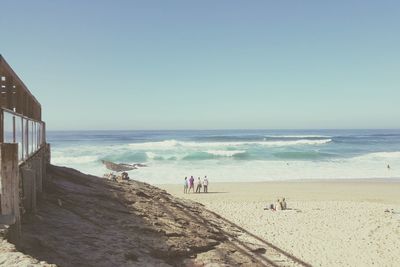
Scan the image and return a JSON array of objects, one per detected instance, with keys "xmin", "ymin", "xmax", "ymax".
[{"xmin": 48, "ymin": 129, "xmax": 400, "ymax": 184}]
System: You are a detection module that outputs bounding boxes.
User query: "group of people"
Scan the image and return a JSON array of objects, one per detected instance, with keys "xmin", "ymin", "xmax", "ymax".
[
  {"xmin": 264, "ymin": 198, "xmax": 287, "ymax": 211},
  {"xmin": 103, "ymin": 171, "xmax": 130, "ymax": 182},
  {"xmin": 184, "ymin": 176, "xmax": 209, "ymax": 194}
]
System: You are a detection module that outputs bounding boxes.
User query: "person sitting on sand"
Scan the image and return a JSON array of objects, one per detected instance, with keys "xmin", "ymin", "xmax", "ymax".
[
  {"xmin": 121, "ymin": 172, "xmax": 129, "ymax": 180},
  {"xmin": 275, "ymin": 199, "xmax": 282, "ymax": 211},
  {"xmin": 264, "ymin": 203, "xmax": 275, "ymax": 211},
  {"xmin": 203, "ymin": 176, "xmax": 209, "ymax": 193},
  {"xmin": 184, "ymin": 177, "xmax": 188, "ymax": 194},
  {"xmin": 196, "ymin": 177, "xmax": 202, "ymax": 193},
  {"xmin": 281, "ymin": 197, "xmax": 287, "ymax": 210},
  {"xmin": 189, "ymin": 176, "xmax": 195, "ymax": 193}
]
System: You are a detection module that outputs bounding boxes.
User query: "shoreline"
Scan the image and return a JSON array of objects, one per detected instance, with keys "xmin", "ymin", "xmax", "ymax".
[
  {"xmin": 158, "ymin": 177, "xmax": 400, "ymax": 185},
  {"xmin": 159, "ymin": 178, "xmax": 400, "ymax": 204}
]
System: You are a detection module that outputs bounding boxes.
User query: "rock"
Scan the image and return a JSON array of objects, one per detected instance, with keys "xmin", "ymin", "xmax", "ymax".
[
  {"xmin": 101, "ymin": 160, "xmax": 137, "ymax": 172},
  {"xmin": 251, "ymin": 247, "xmax": 267, "ymax": 254},
  {"xmin": 165, "ymin": 231, "xmax": 183, "ymax": 237},
  {"xmin": 136, "ymin": 191, "xmax": 151, "ymax": 198},
  {"xmin": 133, "ymin": 163, "xmax": 147, "ymax": 168}
]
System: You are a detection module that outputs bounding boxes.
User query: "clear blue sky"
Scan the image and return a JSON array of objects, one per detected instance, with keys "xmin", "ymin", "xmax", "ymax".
[{"xmin": 1, "ymin": 1, "xmax": 399, "ymax": 130}]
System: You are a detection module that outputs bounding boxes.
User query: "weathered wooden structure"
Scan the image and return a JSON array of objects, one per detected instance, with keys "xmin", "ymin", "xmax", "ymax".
[{"xmin": 0, "ymin": 55, "xmax": 49, "ymax": 243}]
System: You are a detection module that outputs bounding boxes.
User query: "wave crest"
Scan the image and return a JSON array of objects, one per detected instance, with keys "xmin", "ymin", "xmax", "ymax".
[
  {"xmin": 206, "ymin": 150, "xmax": 246, "ymax": 157},
  {"xmin": 128, "ymin": 139, "xmax": 332, "ymax": 150}
]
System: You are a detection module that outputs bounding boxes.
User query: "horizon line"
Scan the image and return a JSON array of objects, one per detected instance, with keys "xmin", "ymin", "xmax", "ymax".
[{"xmin": 46, "ymin": 128, "xmax": 400, "ymax": 132}]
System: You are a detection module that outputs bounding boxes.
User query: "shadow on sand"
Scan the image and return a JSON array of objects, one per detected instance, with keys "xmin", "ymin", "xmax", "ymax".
[{"xmin": 16, "ymin": 165, "xmax": 311, "ymax": 267}]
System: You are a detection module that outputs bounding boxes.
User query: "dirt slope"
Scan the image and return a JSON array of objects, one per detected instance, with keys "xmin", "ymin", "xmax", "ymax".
[{"xmin": 16, "ymin": 165, "xmax": 300, "ymax": 267}]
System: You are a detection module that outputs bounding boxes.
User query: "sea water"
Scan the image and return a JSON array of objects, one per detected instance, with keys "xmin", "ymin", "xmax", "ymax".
[{"xmin": 48, "ymin": 129, "xmax": 400, "ymax": 184}]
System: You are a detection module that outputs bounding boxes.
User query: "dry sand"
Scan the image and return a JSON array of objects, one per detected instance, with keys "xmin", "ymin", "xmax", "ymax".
[{"xmin": 160, "ymin": 179, "xmax": 400, "ymax": 267}]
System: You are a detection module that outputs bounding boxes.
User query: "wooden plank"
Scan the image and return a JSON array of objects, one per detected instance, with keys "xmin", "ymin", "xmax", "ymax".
[
  {"xmin": 21, "ymin": 166, "xmax": 36, "ymax": 213},
  {"xmin": 0, "ymin": 55, "xmax": 41, "ymax": 114},
  {"xmin": 0, "ymin": 143, "xmax": 21, "ymax": 242},
  {"xmin": 24, "ymin": 119, "xmax": 29, "ymax": 158},
  {"xmin": 35, "ymin": 157, "xmax": 42, "ymax": 194},
  {"xmin": 12, "ymin": 115, "xmax": 16, "ymax": 143},
  {"xmin": 0, "ymin": 143, "xmax": 18, "ymax": 215},
  {"xmin": 0, "ymin": 109, "xmax": 3, "ymax": 143}
]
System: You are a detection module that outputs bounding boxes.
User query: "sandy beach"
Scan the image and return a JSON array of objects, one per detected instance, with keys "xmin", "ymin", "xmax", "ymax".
[{"xmin": 159, "ymin": 179, "xmax": 400, "ymax": 267}]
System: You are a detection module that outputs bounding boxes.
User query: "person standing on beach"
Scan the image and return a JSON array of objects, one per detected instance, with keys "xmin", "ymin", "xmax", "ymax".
[
  {"xmin": 189, "ymin": 176, "xmax": 195, "ymax": 193},
  {"xmin": 196, "ymin": 177, "xmax": 202, "ymax": 193},
  {"xmin": 275, "ymin": 199, "xmax": 283, "ymax": 211},
  {"xmin": 203, "ymin": 176, "xmax": 209, "ymax": 193},
  {"xmin": 281, "ymin": 197, "xmax": 287, "ymax": 210},
  {"xmin": 184, "ymin": 177, "xmax": 188, "ymax": 194}
]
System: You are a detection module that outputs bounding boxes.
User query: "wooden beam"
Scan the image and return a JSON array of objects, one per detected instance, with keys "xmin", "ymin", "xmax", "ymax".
[
  {"xmin": 0, "ymin": 143, "xmax": 21, "ymax": 242},
  {"xmin": 0, "ymin": 143, "xmax": 18, "ymax": 215},
  {"xmin": 0, "ymin": 109, "xmax": 3, "ymax": 143},
  {"xmin": 25, "ymin": 119, "xmax": 29, "ymax": 158},
  {"xmin": 0, "ymin": 55, "xmax": 41, "ymax": 112}
]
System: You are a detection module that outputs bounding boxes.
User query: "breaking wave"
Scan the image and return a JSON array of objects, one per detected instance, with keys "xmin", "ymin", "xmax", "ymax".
[
  {"xmin": 206, "ymin": 150, "xmax": 246, "ymax": 157},
  {"xmin": 128, "ymin": 139, "xmax": 332, "ymax": 149},
  {"xmin": 48, "ymin": 129, "xmax": 400, "ymax": 183}
]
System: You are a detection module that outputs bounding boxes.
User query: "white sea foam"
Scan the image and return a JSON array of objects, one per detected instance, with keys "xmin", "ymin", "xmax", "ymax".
[
  {"xmin": 48, "ymin": 130, "xmax": 400, "ymax": 184},
  {"xmin": 355, "ymin": 151, "xmax": 400, "ymax": 160},
  {"xmin": 259, "ymin": 139, "xmax": 332, "ymax": 146},
  {"xmin": 128, "ymin": 139, "xmax": 332, "ymax": 150},
  {"xmin": 131, "ymin": 157, "xmax": 400, "ymax": 184},
  {"xmin": 264, "ymin": 135, "xmax": 330, "ymax": 138},
  {"xmin": 50, "ymin": 148, "xmax": 400, "ymax": 184},
  {"xmin": 51, "ymin": 155, "xmax": 99, "ymax": 165},
  {"xmin": 206, "ymin": 150, "xmax": 246, "ymax": 157},
  {"xmin": 146, "ymin": 152, "xmax": 159, "ymax": 159},
  {"xmin": 129, "ymin": 140, "xmax": 180, "ymax": 149}
]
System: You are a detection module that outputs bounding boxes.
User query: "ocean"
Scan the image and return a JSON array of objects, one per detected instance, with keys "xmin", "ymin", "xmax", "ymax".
[{"xmin": 48, "ymin": 129, "xmax": 400, "ymax": 184}]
